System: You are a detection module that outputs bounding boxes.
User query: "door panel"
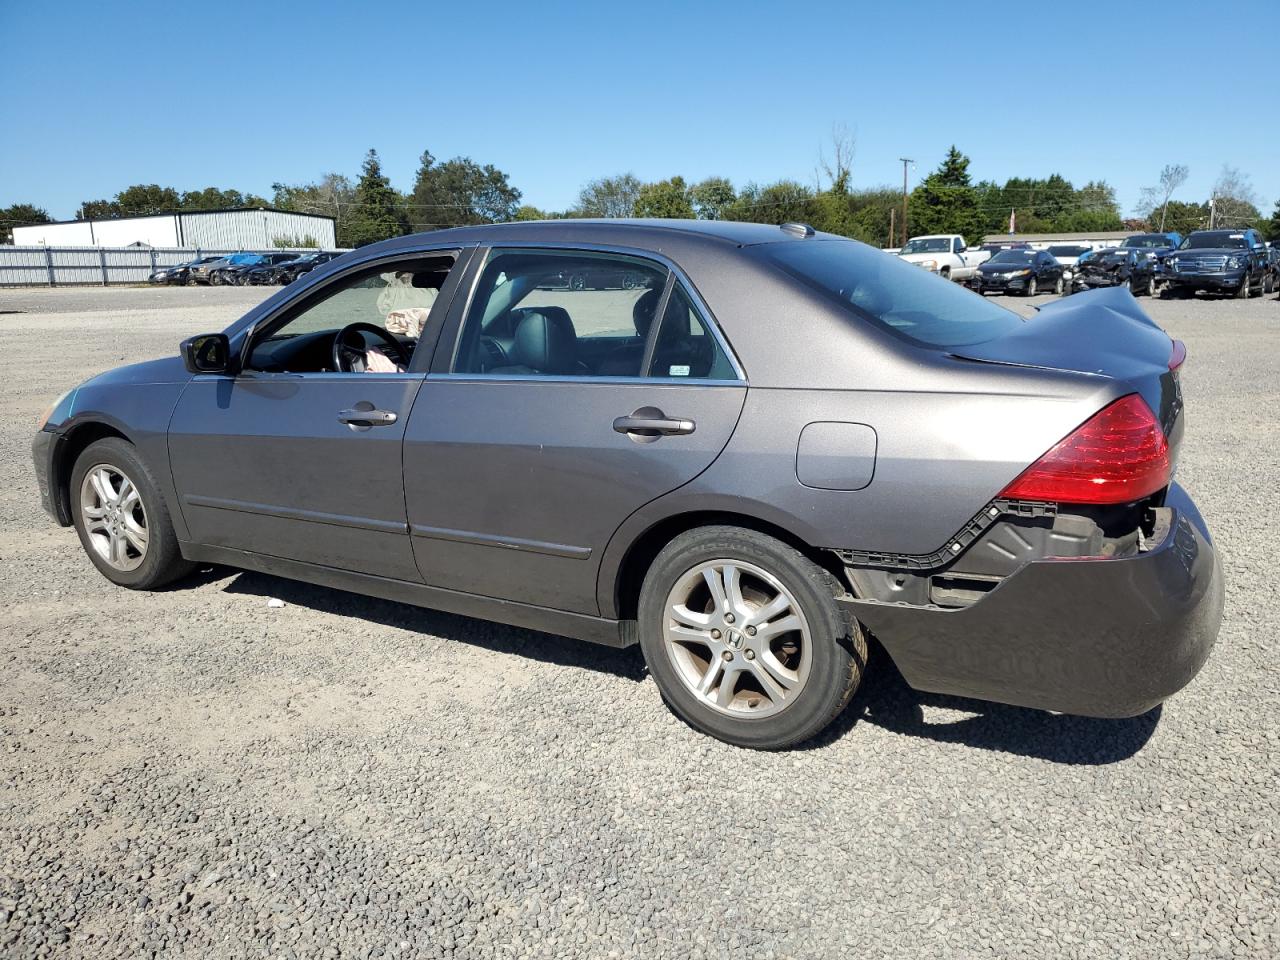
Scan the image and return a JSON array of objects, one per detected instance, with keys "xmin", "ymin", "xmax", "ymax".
[
  {"xmin": 169, "ymin": 374, "xmax": 423, "ymax": 581},
  {"xmin": 403, "ymin": 379, "xmax": 746, "ymax": 614}
]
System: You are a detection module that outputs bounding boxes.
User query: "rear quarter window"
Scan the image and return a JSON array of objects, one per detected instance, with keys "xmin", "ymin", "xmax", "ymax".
[{"xmin": 762, "ymin": 239, "xmax": 1023, "ymax": 348}]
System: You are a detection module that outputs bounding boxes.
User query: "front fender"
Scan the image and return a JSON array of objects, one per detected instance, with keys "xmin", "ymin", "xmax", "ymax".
[{"xmin": 46, "ymin": 379, "xmax": 191, "ymax": 541}]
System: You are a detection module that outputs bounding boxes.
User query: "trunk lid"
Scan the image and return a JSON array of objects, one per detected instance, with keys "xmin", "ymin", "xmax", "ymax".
[{"xmin": 949, "ymin": 286, "xmax": 1184, "ymax": 471}]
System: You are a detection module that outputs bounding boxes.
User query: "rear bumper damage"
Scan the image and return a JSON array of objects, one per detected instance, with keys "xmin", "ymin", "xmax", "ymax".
[{"xmin": 841, "ymin": 484, "xmax": 1223, "ymax": 718}]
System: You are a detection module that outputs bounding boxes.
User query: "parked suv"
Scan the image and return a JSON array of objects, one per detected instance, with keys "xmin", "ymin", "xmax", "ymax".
[{"xmin": 1162, "ymin": 229, "xmax": 1269, "ymax": 299}]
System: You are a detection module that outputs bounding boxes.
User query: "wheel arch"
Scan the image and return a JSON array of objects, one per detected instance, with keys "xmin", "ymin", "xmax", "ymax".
[
  {"xmin": 604, "ymin": 509, "xmax": 846, "ymax": 621},
  {"xmin": 50, "ymin": 419, "xmax": 133, "ymax": 525}
]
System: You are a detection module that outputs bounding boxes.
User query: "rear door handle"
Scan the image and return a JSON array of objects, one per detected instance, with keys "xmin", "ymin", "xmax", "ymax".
[
  {"xmin": 338, "ymin": 407, "xmax": 398, "ymax": 427},
  {"xmin": 613, "ymin": 406, "xmax": 696, "ymax": 438}
]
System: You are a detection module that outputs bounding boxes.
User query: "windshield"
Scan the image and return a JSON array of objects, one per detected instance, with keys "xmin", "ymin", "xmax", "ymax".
[
  {"xmin": 989, "ymin": 251, "xmax": 1034, "ymax": 265},
  {"xmin": 1182, "ymin": 231, "xmax": 1247, "ymax": 249},
  {"xmin": 1047, "ymin": 245, "xmax": 1089, "ymax": 257},
  {"xmin": 1123, "ymin": 235, "xmax": 1170, "ymax": 249},
  {"xmin": 900, "ymin": 238, "xmax": 951, "ymax": 254},
  {"xmin": 763, "ymin": 239, "xmax": 1022, "ymax": 348}
]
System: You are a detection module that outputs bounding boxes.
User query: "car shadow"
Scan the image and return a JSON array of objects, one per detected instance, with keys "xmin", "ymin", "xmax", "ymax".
[
  {"xmin": 175, "ymin": 568, "xmax": 1160, "ymax": 759},
  {"xmin": 805, "ymin": 643, "xmax": 1161, "ymax": 764},
  {"xmin": 210, "ymin": 567, "xmax": 647, "ymax": 682}
]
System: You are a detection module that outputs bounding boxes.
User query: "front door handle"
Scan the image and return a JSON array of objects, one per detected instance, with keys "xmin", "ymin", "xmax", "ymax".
[
  {"xmin": 613, "ymin": 406, "xmax": 696, "ymax": 440},
  {"xmin": 338, "ymin": 406, "xmax": 398, "ymax": 427}
]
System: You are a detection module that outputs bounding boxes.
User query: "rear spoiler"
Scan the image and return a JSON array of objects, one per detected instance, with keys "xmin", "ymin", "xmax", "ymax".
[{"xmin": 949, "ymin": 287, "xmax": 1172, "ymax": 378}]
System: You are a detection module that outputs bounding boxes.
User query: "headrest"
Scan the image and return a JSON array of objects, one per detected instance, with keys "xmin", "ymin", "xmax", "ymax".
[
  {"xmin": 632, "ymin": 288, "xmax": 661, "ymax": 338},
  {"xmin": 510, "ymin": 309, "xmax": 577, "ymax": 374}
]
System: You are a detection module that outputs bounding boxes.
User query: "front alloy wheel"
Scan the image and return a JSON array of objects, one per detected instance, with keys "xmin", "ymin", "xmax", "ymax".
[{"xmin": 80, "ymin": 464, "xmax": 148, "ymax": 571}]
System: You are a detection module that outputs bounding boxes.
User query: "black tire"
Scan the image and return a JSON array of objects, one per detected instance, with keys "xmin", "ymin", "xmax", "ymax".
[
  {"xmin": 1025, "ymin": 276, "xmax": 1038, "ymax": 297},
  {"xmin": 69, "ymin": 438, "xmax": 195, "ymax": 590},
  {"xmin": 1265, "ymin": 273, "xmax": 1275, "ymax": 295},
  {"xmin": 1236, "ymin": 273, "xmax": 1251, "ymax": 299},
  {"xmin": 637, "ymin": 526, "xmax": 867, "ymax": 750},
  {"xmin": 939, "ymin": 267, "xmax": 951, "ymax": 282},
  {"xmin": 1053, "ymin": 275, "xmax": 1064, "ymax": 295}
]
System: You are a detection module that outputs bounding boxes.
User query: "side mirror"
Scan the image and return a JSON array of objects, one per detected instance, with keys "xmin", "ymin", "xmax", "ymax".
[
  {"xmin": 956, "ymin": 242, "xmax": 967, "ymax": 253},
  {"xmin": 181, "ymin": 333, "xmax": 231, "ymax": 374}
]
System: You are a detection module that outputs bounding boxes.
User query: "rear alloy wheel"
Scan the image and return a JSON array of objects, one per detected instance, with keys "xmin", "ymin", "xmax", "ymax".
[
  {"xmin": 1025, "ymin": 276, "xmax": 1038, "ymax": 297},
  {"xmin": 1054, "ymin": 275, "xmax": 1064, "ymax": 295},
  {"xmin": 70, "ymin": 438, "xmax": 194, "ymax": 590},
  {"xmin": 638, "ymin": 526, "xmax": 866, "ymax": 749}
]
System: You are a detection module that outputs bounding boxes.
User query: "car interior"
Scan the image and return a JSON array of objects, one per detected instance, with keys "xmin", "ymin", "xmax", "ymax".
[
  {"xmin": 244, "ymin": 260, "xmax": 452, "ymax": 374},
  {"xmin": 241, "ymin": 251, "xmax": 736, "ymax": 380},
  {"xmin": 454, "ymin": 254, "xmax": 734, "ymax": 380}
]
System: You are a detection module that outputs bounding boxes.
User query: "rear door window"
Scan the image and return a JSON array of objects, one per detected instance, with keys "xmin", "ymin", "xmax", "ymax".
[{"xmin": 646, "ymin": 283, "xmax": 738, "ymax": 380}]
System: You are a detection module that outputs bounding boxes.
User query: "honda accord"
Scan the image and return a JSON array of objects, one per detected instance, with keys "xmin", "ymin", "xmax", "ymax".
[{"xmin": 31, "ymin": 220, "xmax": 1223, "ymax": 749}]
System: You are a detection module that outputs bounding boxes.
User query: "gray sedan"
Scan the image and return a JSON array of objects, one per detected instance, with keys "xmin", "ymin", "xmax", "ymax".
[{"xmin": 31, "ymin": 220, "xmax": 1223, "ymax": 749}]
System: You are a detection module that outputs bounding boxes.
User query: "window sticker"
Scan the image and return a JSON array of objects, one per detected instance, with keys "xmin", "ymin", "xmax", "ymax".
[{"xmin": 668, "ymin": 365, "xmax": 691, "ymax": 377}]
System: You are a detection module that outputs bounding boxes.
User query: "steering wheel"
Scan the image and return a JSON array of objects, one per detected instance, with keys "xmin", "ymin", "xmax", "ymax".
[{"xmin": 332, "ymin": 322, "xmax": 409, "ymax": 373}]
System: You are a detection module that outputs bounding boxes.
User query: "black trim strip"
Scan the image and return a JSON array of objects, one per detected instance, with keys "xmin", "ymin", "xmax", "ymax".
[
  {"xmin": 177, "ymin": 541, "xmax": 631, "ymax": 648},
  {"xmin": 183, "ymin": 494, "xmax": 408, "ymax": 534},
  {"xmin": 409, "ymin": 523, "xmax": 591, "ymax": 560}
]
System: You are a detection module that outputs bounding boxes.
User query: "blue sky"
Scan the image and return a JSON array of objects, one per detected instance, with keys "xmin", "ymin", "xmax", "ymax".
[{"xmin": 2, "ymin": 0, "xmax": 1276, "ymax": 221}]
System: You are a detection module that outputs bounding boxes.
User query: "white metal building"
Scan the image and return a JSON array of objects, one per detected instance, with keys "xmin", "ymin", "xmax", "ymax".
[{"xmin": 12, "ymin": 208, "xmax": 337, "ymax": 249}]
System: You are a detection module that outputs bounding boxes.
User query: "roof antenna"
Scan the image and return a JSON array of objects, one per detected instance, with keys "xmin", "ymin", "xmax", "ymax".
[{"xmin": 780, "ymin": 222, "xmax": 815, "ymax": 238}]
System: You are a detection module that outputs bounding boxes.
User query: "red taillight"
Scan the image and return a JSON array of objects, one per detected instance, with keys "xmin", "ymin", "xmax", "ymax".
[
  {"xmin": 1000, "ymin": 394, "xmax": 1170, "ymax": 505},
  {"xmin": 1169, "ymin": 339, "xmax": 1187, "ymax": 371}
]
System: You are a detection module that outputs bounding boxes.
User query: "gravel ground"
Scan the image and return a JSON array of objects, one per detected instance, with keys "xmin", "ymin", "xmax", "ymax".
[{"xmin": 1, "ymin": 285, "xmax": 1277, "ymax": 959}]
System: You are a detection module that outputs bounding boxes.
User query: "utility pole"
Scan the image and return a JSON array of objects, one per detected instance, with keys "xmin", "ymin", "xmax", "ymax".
[
  {"xmin": 899, "ymin": 158, "xmax": 913, "ymax": 244},
  {"xmin": 889, "ymin": 207, "xmax": 896, "ymax": 249}
]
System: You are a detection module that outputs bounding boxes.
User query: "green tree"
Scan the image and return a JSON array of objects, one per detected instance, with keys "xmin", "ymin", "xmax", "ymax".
[
  {"xmin": 572, "ymin": 174, "xmax": 643, "ymax": 218},
  {"xmin": 1265, "ymin": 199, "xmax": 1280, "ymax": 243},
  {"xmin": 0, "ymin": 203, "xmax": 52, "ymax": 243},
  {"xmin": 513, "ymin": 205, "xmax": 550, "ymax": 221},
  {"xmin": 634, "ymin": 176, "xmax": 695, "ymax": 219},
  {"xmin": 181, "ymin": 186, "xmax": 268, "ymax": 210},
  {"xmin": 114, "ymin": 184, "xmax": 183, "ymax": 216},
  {"xmin": 722, "ymin": 180, "xmax": 813, "ymax": 225},
  {"xmin": 77, "ymin": 185, "xmax": 182, "ymax": 219},
  {"xmin": 1159, "ymin": 200, "xmax": 1210, "ymax": 236},
  {"xmin": 846, "ymin": 187, "xmax": 903, "ymax": 247},
  {"xmin": 908, "ymin": 146, "xmax": 983, "ymax": 244},
  {"xmin": 1211, "ymin": 166, "xmax": 1262, "ymax": 229},
  {"xmin": 273, "ymin": 173, "xmax": 356, "ymax": 246},
  {"xmin": 76, "ymin": 198, "xmax": 121, "ymax": 219},
  {"xmin": 688, "ymin": 177, "xmax": 736, "ymax": 220},
  {"xmin": 409, "ymin": 150, "xmax": 521, "ymax": 231},
  {"xmin": 344, "ymin": 150, "xmax": 409, "ymax": 247}
]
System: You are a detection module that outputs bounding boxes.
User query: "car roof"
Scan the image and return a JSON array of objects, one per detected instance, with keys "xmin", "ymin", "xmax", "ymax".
[{"xmin": 359, "ymin": 219, "xmax": 837, "ymax": 255}]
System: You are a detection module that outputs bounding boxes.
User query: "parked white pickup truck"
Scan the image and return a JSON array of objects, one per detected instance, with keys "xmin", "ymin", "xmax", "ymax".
[{"xmin": 897, "ymin": 234, "xmax": 990, "ymax": 281}]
